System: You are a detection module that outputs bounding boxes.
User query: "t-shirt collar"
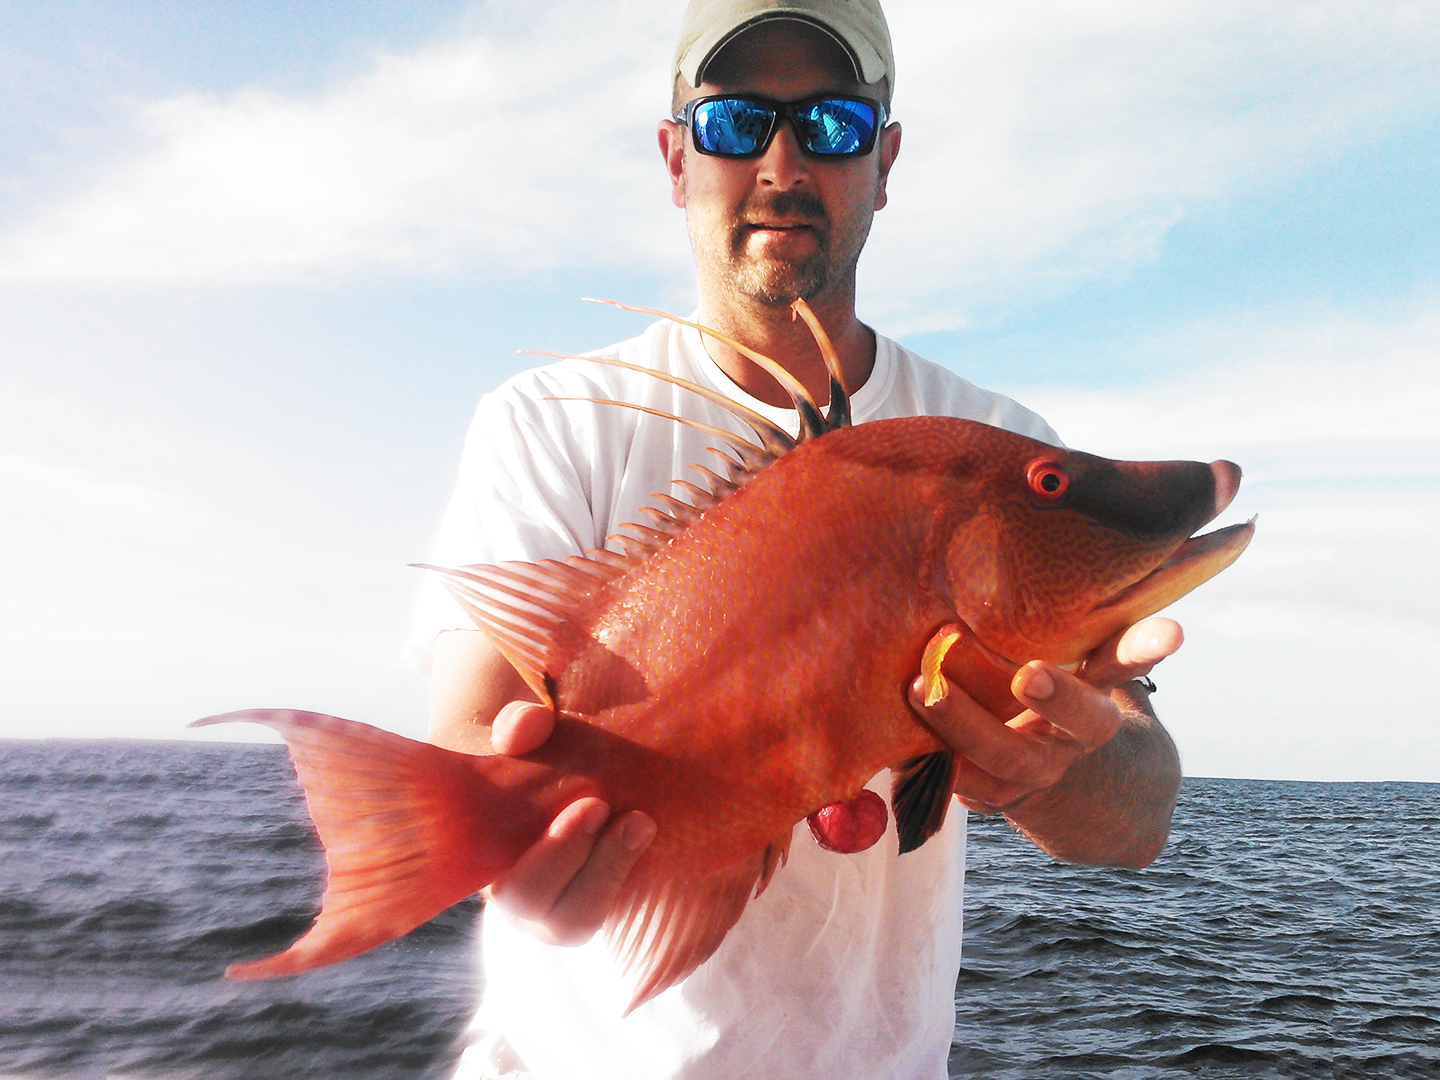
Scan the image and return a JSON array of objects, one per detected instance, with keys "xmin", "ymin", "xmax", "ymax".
[{"xmin": 678, "ymin": 317, "xmax": 897, "ymax": 436}]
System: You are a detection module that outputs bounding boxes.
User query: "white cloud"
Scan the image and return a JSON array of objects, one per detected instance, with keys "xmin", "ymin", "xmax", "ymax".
[
  {"xmin": 1017, "ymin": 298, "xmax": 1440, "ymax": 780},
  {"xmin": 0, "ymin": 0, "xmax": 687, "ymax": 286},
  {"xmin": 2, "ymin": 3, "xmax": 1437, "ymax": 779},
  {"xmin": 866, "ymin": 0, "xmax": 1440, "ymax": 328},
  {"xmin": 1, "ymin": 1, "xmax": 1437, "ymax": 327},
  {"xmin": 0, "ymin": 386, "xmax": 430, "ymax": 744}
]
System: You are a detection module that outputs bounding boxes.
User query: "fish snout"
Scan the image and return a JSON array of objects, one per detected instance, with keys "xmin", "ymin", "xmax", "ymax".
[{"xmin": 1209, "ymin": 460, "xmax": 1242, "ymax": 519}]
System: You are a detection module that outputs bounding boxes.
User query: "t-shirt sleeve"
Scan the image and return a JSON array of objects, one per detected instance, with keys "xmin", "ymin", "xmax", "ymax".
[{"xmin": 405, "ymin": 382, "xmax": 600, "ymax": 676}]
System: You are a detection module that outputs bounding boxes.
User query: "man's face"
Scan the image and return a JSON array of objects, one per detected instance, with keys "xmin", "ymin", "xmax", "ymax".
[{"xmin": 660, "ymin": 22, "xmax": 900, "ymax": 308}]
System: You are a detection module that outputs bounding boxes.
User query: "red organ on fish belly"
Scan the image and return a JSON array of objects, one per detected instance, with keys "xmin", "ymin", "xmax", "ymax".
[{"xmin": 197, "ymin": 299, "xmax": 1254, "ymax": 1013}]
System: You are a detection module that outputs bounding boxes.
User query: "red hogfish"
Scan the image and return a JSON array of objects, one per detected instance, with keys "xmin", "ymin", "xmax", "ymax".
[{"xmin": 198, "ymin": 300, "xmax": 1253, "ymax": 1011}]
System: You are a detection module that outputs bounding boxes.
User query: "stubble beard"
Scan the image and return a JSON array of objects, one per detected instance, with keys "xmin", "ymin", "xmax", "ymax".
[{"xmin": 693, "ymin": 190, "xmax": 874, "ymax": 309}]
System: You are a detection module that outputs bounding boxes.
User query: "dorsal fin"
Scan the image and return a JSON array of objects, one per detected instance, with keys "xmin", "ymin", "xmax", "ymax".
[
  {"xmin": 413, "ymin": 556, "xmax": 632, "ymax": 704},
  {"xmin": 531, "ymin": 382, "xmax": 785, "ymax": 555},
  {"xmin": 435, "ymin": 302, "xmax": 855, "ymax": 688},
  {"xmin": 582, "ymin": 298, "xmax": 830, "ymax": 440},
  {"xmin": 525, "ymin": 350, "xmax": 796, "ymax": 458},
  {"xmin": 522, "ymin": 301, "xmax": 861, "ymax": 566},
  {"xmin": 789, "ymin": 298, "xmax": 852, "ymax": 431}
]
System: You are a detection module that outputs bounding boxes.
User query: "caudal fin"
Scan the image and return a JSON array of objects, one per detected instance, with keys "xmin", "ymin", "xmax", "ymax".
[{"xmin": 193, "ymin": 709, "xmax": 565, "ymax": 978}]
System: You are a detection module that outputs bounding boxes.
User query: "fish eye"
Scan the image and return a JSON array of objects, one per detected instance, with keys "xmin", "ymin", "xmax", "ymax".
[{"xmin": 1026, "ymin": 459, "xmax": 1069, "ymax": 499}]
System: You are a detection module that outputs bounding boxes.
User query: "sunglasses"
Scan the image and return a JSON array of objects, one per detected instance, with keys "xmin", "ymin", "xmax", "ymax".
[{"xmin": 675, "ymin": 95, "xmax": 886, "ymax": 159}]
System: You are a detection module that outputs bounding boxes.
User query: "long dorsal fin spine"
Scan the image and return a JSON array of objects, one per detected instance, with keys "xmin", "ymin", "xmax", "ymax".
[
  {"xmin": 579, "ymin": 299, "xmax": 827, "ymax": 441},
  {"xmin": 544, "ymin": 395, "xmax": 783, "ymax": 468},
  {"xmin": 524, "ymin": 350, "xmax": 795, "ymax": 457},
  {"xmin": 789, "ymin": 298, "xmax": 851, "ymax": 431}
]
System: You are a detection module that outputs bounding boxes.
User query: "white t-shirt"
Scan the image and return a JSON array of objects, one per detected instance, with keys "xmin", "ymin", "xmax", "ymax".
[{"xmin": 409, "ymin": 318, "xmax": 1058, "ymax": 1080}]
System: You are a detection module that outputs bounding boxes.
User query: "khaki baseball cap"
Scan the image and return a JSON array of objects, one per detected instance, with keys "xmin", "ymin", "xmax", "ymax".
[{"xmin": 674, "ymin": 0, "xmax": 895, "ymax": 93}]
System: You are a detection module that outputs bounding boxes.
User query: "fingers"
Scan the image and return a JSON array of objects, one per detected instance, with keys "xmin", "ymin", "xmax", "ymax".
[
  {"xmin": 538, "ymin": 811, "xmax": 656, "ymax": 943},
  {"xmin": 908, "ymin": 676, "xmax": 1077, "ymax": 805},
  {"xmin": 909, "ymin": 663, "xmax": 1131, "ymax": 812},
  {"xmin": 490, "ymin": 797, "xmax": 609, "ymax": 924},
  {"xmin": 488, "ymin": 799, "xmax": 657, "ymax": 946},
  {"xmin": 486, "ymin": 698, "xmax": 655, "ymax": 945},
  {"xmin": 1081, "ymin": 617, "xmax": 1184, "ymax": 689},
  {"xmin": 491, "ymin": 700, "xmax": 555, "ymax": 756},
  {"xmin": 1012, "ymin": 662, "xmax": 1126, "ymax": 750},
  {"xmin": 909, "ymin": 617, "xmax": 1178, "ymax": 816}
]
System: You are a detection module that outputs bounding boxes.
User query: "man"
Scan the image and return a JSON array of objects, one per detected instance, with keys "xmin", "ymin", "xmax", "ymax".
[{"xmin": 410, "ymin": 2, "xmax": 1182, "ymax": 1076}]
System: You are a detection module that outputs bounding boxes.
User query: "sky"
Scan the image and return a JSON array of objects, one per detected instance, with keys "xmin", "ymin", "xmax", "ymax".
[{"xmin": 1, "ymin": 0, "xmax": 1437, "ymax": 781}]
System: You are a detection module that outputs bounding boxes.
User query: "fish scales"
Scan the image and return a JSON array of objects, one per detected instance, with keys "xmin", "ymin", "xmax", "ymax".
[
  {"xmin": 195, "ymin": 300, "xmax": 1253, "ymax": 1012},
  {"xmin": 538, "ymin": 421, "xmax": 958, "ymax": 876}
]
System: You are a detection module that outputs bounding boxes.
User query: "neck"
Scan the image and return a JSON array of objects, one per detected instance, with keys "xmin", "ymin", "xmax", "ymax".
[{"xmin": 695, "ymin": 276, "xmax": 875, "ymax": 409}]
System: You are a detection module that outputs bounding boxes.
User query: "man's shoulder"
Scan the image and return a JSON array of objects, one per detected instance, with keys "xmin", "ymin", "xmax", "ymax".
[{"xmin": 875, "ymin": 336, "xmax": 1061, "ymax": 445}]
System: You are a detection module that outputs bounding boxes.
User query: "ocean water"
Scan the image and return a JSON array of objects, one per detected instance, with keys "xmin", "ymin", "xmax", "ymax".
[{"xmin": 1, "ymin": 739, "xmax": 1436, "ymax": 1079}]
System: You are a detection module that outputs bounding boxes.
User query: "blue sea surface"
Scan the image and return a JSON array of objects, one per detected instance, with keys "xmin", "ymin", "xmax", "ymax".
[{"xmin": 1, "ymin": 740, "xmax": 1437, "ymax": 1078}]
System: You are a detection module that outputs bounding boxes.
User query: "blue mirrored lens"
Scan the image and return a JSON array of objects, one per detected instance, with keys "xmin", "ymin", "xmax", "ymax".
[
  {"xmin": 692, "ymin": 99, "xmax": 774, "ymax": 155},
  {"xmin": 795, "ymin": 99, "xmax": 877, "ymax": 155}
]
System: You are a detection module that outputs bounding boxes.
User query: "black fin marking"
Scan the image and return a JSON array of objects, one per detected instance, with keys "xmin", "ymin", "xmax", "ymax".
[
  {"xmin": 891, "ymin": 750, "xmax": 961, "ymax": 854},
  {"xmin": 789, "ymin": 298, "xmax": 851, "ymax": 431}
]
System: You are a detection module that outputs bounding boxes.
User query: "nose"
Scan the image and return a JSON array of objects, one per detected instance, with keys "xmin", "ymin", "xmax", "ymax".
[{"xmin": 756, "ymin": 122, "xmax": 810, "ymax": 190}]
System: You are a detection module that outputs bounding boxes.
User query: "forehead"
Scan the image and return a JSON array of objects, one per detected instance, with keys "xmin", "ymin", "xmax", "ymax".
[{"xmin": 696, "ymin": 19, "xmax": 864, "ymax": 100}]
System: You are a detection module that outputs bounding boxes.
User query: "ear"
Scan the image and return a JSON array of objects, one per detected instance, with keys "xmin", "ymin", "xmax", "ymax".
[
  {"xmin": 658, "ymin": 120, "xmax": 688, "ymax": 209},
  {"xmin": 873, "ymin": 123, "xmax": 901, "ymax": 211}
]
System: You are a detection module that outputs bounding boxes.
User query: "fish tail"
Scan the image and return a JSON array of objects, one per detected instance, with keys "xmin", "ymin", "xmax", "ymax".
[{"xmin": 193, "ymin": 709, "xmax": 564, "ymax": 978}]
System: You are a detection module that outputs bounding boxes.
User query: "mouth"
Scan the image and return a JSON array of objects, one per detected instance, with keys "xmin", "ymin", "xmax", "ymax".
[
  {"xmin": 1089, "ymin": 518, "xmax": 1256, "ymax": 624},
  {"xmin": 744, "ymin": 220, "xmax": 816, "ymax": 235}
]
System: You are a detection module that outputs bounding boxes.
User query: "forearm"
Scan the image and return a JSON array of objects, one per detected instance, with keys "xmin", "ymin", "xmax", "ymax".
[
  {"xmin": 1002, "ymin": 683, "xmax": 1181, "ymax": 869},
  {"xmin": 428, "ymin": 629, "xmax": 535, "ymax": 754}
]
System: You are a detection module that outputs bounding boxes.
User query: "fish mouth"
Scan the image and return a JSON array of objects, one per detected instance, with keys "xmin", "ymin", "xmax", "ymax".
[
  {"xmin": 1081, "ymin": 458, "xmax": 1250, "ymax": 630},
  {"xmin": 1086, "ymin": 517, "xmax": 1256, "ymax": 629}
]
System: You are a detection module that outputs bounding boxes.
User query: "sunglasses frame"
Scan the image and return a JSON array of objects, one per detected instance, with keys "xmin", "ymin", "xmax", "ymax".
[{"xmin": 675, "ymin": 94, "xmax": 887, "ymax": 160}]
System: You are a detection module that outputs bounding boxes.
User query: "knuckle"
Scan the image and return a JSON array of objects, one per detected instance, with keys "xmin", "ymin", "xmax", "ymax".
[
  {"xmin": 489, "ymin": 881, "xmax": 550, "ymax": 924},
  {"xmin": 988, "ymin": 743, "xmax": 1033, "ymax": 781},
  {"xmin": 543, "ymin": 907, "xmax": 602, "ymax": 947}
]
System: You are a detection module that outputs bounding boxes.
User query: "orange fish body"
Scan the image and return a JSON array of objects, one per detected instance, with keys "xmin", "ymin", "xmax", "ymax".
[{"xmin": 200, "ymin": 303, "xmax": 1253, "ymax": 1011}]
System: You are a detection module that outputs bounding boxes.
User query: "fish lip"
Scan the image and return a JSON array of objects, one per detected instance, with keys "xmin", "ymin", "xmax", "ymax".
[{"xmin": 1089, "ymin": 518, "xmax": 1256, "ymax": 618}]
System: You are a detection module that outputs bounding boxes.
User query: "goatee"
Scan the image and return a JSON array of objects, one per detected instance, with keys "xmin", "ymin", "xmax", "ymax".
[{"xmin": 728, "ymin": 190, "xmax": 833, "ymax": 305}]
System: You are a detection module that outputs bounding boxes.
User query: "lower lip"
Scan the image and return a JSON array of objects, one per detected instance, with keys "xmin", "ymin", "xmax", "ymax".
[{"xmin": 746, "ymin": 225, "xmax": 814, "ymax": 248}]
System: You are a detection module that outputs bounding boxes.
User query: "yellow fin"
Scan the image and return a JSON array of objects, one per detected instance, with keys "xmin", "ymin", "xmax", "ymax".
[{"xmin": 920, "ymin": 624, "xmax": 964, "ymax": 706}]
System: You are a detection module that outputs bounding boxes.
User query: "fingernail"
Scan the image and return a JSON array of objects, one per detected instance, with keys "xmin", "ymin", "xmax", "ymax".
[
  {"xmin": 912, "ymin": 674, "xmax": 948, "ymax": 707},
  {"xmin": 1019, "ymin": 664, "xmax": 1054, "ymax": 701},
  {"xmin": 579, "ymin": 801, "xmax": 609, "ymax": 836},
  {"xmin": 622, "ymin": 816, "xmax": 656, "ymax": 852}
]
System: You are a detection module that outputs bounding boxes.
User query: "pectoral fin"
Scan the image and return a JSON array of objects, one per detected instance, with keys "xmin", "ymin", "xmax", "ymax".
[{"xmin": 891, "ymin": 750, "xmax": 961, "ymax": 854}]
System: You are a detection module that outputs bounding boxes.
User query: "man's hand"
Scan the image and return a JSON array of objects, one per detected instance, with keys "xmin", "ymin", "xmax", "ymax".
[
  {"xmin": 482, "ymin": 702, "xmax": 656, "ymax": 946},
  {"xmin": 909, "ymin": 617, "xmax": 1184, "ymax": 867},
  {"xmin": 428, "ymin": 630, "xmax": 656, "ymax": 947}
]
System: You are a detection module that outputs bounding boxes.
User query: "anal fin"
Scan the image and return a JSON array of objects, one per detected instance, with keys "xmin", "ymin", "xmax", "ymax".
[
  {"xmin": 604, "ymin": 833, "xmax": 792, "ymax": 1014},
  {"xmin": 891, "ymin": 750, "xmax": 961, "ymax": 855}
]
